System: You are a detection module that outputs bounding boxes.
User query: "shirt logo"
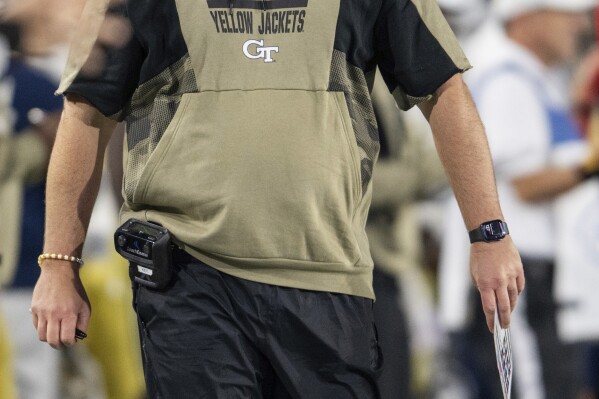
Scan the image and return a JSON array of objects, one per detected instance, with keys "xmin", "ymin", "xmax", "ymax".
[{"xmin": 243, "ymin": 39, "xmax": 279, "ymax": 63}]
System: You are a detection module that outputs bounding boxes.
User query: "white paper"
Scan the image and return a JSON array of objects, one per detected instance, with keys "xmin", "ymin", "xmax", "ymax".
[{"xmin": 494, "ymin": 306, "xmax": 513, "ymax": 399}]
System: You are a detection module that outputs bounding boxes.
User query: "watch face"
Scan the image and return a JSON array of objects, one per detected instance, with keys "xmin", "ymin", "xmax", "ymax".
[{"xmin": 482, "ymin": 220, "xmax": 506, "ymax": 240}]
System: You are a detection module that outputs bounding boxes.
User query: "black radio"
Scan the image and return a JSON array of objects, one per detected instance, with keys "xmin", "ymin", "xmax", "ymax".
[{"xmin": 114, "ymin": 219, "xmax": 174, "ymax": 289}]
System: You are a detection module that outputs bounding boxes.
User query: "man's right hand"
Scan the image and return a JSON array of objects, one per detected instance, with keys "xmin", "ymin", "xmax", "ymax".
[
  {"xmin": 29, "ymin": 98, "xmax": 115, "ymax": 350},
  {"xmin": 31, "ymin": 261, "xmax": 91, "ymax": 349}
]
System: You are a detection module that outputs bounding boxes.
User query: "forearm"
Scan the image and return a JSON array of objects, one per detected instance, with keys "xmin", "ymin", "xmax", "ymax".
[
  {"xmin": 418, "ymin": 74, "xmax": 524, "ymax": 332},
  {"xmin": 419, "ymin": 74, "xmax": 503, "ymax": 230},
  {"xmin": 512, "ymin": 167, "xmax": 583, "ymax": 203},
  {"xmin": 32, "ymin": 97, "xmax": 115, "ymax": 349},
  {"xmin": 43, "ymin": 96, "xmax": 116, "ymax": 258}
]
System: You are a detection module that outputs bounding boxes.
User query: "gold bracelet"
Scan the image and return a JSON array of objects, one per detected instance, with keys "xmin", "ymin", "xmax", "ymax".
[{"xmin": 38, "ymin": 253, "xmax": 84, "ymax": 267}]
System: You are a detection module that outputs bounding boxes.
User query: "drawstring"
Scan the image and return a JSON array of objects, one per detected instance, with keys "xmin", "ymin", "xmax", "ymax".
[{"xmin": 262, "ymin": 0, "xmax": 266, "ymax": 11}]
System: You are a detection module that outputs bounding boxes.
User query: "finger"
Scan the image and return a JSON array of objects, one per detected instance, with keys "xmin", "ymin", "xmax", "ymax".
[
  {"xmin": 46, "ymin": 319, "xmax": 62, "ymax": 350},
  {"xmin": 508, "ymin": 284, "xmax": 519, "ymax": 312},
  {"xmin": 480, "ymin": 288, "xmax": 496, "ymax": 333},
  {"xmin": 517, "ymin": 272, "xmax": 525, "ymax": 295},
  {"xmin": 76, "ymin": 308, "xmax": 91, "ymax": 333},
  {"xmin": 31, "ymin": 308, "xmax": 39, "ymax": 330},
  {"xmin": 37, "ymin": 318, "xmax": 48, "ymax": 342},
  {"xmin": 496, "ymin": 288, "xmax": 512, "ymax": 329},
  {"xmin": 60, "ymin": 317, "xmax": 78, "ymax": 347}
]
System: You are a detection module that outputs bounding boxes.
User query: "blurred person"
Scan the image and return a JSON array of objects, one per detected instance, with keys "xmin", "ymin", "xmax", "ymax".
[
  {"xmin": 440, "ymin": 1, "xmax": 599, "ymax": 398},
  {"xmin": 0, "ymin": 313, "xmax": 17, "ymax": 399},
  {"xmin": 558, "ymin": 34, "xmax": 599, "ymax": 399},
  {"xmin": 0, "ymin": 33, "xmax": 17, "ymax": 399},
  {"xmin": 1, "ymin": 0, "xmax": 85, "ymax": 80},
  {"xmin": 368, "ymin": 71, "xmax": 448, "ymax": 398},
  {"xmin": 0, "ymin": 22, "xmax": 63, "ymax": 399},
  {"xmin": 437, "ymin": 0, "xmax": 491, "ymax": 40},
  {"xmin": 31, "ymin": 1, "xmax": 524, "ymax": 397}
]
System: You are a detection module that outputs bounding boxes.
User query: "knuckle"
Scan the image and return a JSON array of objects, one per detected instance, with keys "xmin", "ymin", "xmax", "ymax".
[
  {"xmin": 48, "ymin": 307, "xmax": 74, "ymax": 320},
  {"xmin": 478, "ymin": 277, "xmax": 508, "ymax": 290},
  {"xmin": 498, "ymin": 304, "xmax": 510, "ymax": 313},
  {"xmin": 483, "ymin": 304, "xmax": 496, "ymax": 314}
]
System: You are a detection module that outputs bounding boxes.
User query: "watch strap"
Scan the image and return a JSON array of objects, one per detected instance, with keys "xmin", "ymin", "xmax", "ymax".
[{"xmin": 469, "ymin": 228, "xmax": 484, "ymax": 243}]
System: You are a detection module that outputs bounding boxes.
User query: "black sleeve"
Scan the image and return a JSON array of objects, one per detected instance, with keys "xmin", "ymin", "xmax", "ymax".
[{"xmin": 374, "ymin": 0, "xmax": 471, "ymax": 109}]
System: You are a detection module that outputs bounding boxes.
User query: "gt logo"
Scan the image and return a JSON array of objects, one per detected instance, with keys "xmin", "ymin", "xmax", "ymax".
[{"xmin": 242, "ymin": 39, "xmax": 279, "ymax": 63}]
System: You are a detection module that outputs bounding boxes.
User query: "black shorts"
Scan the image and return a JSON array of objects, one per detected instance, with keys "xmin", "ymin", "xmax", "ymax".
[{"xmin": 133, "ymin": 250, "xmax": 383, "ymax": 398}]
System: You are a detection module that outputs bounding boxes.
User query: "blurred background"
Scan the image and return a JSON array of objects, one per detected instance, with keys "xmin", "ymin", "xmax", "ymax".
[{"xmin": 0, "ymin": 0, "xmax": 598, "ymax": 398}]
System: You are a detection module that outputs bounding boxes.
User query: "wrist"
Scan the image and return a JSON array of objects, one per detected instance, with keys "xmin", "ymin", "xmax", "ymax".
[
  {"xmin": 38, "ymin": 260, "xmax": 82, "ymax": 278},
  {"xmin": 468, "ymin": 219, "xmax": 509, "ymax": 244},
  {"xmin": 38, "ymin": 252, "xmax": 84, "ymax": 274}
]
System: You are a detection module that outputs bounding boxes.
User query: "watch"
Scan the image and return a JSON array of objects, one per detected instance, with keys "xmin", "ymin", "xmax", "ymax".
[{"xmin": 468, "ymin": 219, "xmax": 509, "ymax": 243}]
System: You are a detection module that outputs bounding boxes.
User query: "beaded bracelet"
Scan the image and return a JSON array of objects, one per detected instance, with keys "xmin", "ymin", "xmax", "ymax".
[{"xmin": 38, "ymin": 253, "xmax": 84, "ymax": 267}]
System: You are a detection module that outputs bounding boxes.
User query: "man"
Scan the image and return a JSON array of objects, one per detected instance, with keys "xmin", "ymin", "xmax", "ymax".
[
  {"xmin": 440, "ymin": 0, "xmax": 599, "ymax": 397},
  {"xmin": 31, "ymin": 0, "xmax": 523, "ymax": 397}
]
